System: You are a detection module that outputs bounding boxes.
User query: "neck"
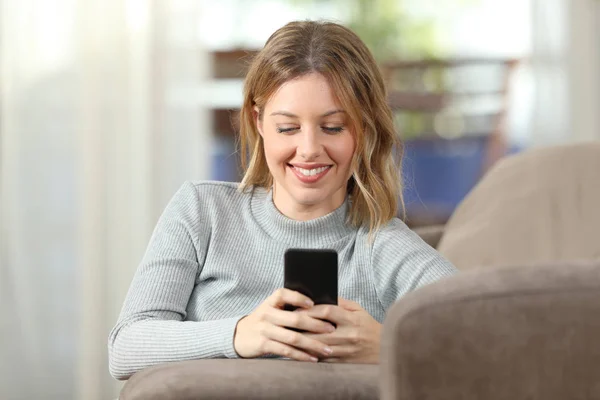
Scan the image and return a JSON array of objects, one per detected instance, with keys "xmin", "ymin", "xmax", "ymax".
[{"xmin": 250, "ymin": 186, "xmax": 355, "ymax": 247}]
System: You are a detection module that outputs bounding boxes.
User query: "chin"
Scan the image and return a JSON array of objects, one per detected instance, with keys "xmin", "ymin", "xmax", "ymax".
[
  {"xmin": 292, "ymin": 192, "xmax": 327, "ymax": 207},
  {"xmin": 288, "ymin": 181, "xmax": 347, "ymax": 208}
]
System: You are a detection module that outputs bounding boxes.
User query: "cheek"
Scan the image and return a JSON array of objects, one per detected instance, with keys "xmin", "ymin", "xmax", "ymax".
[
  {"xmin": 331, "ymin": 136, "xmax": 356, "ymax": 167},
  {"xmin": 263, "ymin": 135, "xmax": 294, "ymax": 165}
]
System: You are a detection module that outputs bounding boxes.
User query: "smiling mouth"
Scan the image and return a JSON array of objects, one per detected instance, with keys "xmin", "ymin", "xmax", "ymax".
[
  {"xmin": 288, "ymin": 164, "xmax": 332, "ymax": 183},
  {"xmin": 290, "ymin": 165, "xmax": 330, "ymax": 176}
]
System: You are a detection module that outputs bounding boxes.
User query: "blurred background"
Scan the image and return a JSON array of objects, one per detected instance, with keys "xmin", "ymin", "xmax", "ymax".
[{"xmin": 0, "ymin": 0, "xmax": 598, "ymax": 399}]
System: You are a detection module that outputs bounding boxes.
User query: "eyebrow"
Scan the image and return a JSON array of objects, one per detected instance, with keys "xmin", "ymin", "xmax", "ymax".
[{"xmin": 269, "ymin": 109, "xmax": 346, "ymax": 118}]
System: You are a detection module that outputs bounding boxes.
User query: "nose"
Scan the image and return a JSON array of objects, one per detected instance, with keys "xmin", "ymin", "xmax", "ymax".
[{"xmin": 297, "ymin": 127, "xmax": 323, "ymax": 161}]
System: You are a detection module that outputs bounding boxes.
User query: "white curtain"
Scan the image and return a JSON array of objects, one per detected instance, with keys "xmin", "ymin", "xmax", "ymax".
[
  {"xmin": 0, "ymin": 1, "xmax": 210, "ymax": 399},
  {"xmin": 529, "ymin": 0, "xmax": 570, "ymax": 145},
  {"xmin": 566, "ymin": 0, "xmax": 600, "ymax": 142},
  {"xmin": 530, "ymin": 0, "xmax": 600, "ymax": 145}
]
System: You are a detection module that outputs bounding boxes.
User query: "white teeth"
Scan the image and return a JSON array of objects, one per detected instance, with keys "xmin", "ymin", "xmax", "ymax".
[{"xmin": 294, "ymin": 166, "xmax": 329, "ymax": 176}]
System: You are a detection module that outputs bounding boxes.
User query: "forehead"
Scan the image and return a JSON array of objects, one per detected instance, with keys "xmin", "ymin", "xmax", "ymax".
[{"xmin": 265, "ymin": 72, "xmax": 343, "ymax": 114}]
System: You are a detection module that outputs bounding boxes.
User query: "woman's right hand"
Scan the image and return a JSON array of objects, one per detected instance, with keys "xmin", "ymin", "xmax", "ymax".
[{"xmin": 233, "ymin": 288, "xmax": 336, "ymax": 362}]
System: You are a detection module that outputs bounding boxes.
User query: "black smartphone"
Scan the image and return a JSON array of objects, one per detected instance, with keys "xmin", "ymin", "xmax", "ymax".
[{"xmin": 283, "ymin": 248, "xmax": 338, "ymax": 312}]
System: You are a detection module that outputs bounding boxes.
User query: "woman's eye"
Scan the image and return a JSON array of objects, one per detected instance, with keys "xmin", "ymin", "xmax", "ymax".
[
  {"xmin": 323, "ymin": 126, "xmax": 344, "ymax": 134},
  {"xmin": 276, "ymin": 127, "xmax": 298, "ymax": 134}
]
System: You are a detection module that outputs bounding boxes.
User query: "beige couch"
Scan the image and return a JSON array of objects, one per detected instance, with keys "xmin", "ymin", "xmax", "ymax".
[{"xmin": 119, "ymin": 143, "xmax": 600, "ymax": 400}]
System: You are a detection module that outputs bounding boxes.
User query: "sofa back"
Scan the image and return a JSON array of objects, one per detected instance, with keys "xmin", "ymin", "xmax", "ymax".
[{"xmin": 437, "ymin": 143, "xmax": 600, "ymax": 269}]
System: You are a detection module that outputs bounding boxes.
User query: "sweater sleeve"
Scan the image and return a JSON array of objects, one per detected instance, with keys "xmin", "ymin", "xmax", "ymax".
[
  {"xmin": 108, "ymin": 181, "xmax": 244, "ymax": 380},
  {"xmin": 371, "ymin": 218, "xmax": 457, "ymax": 310}
]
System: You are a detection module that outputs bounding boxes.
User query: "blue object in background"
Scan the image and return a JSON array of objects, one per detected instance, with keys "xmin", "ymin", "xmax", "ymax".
[
  {"xmin": 402, "ymin": 136, "xmax": 488, "ymax": 222},
  {"xmin": 211, "ymin": 137, "xmax": 240, "ymax": 182},
  {"xmin": 402, "ymin": 136, "xmax": 523, "ymax": 223}
]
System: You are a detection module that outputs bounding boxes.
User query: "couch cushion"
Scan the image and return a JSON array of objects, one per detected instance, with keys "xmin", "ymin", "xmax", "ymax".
[
  {"xmin": 380, "ymin": 260, "xmax": 600, "ymax": 400},
  {"xmin": 438, "ymin": 143, "xmax": 600, "ymax": 269},
  {"xmin": 120, "ymin": 359, "xmax": 378, "ymax": 400}
]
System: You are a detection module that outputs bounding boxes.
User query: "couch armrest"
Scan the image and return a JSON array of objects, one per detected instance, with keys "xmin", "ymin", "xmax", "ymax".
[
  {"xmin": 120, "ymin": 359, "xmax": 378, "ymax": 400},
  {"xmin": 380, "ymin": 260, "xmax": 600, "ymax": 400},
  {"xmin": 412, "ymin": 224, "xmax": 445, "ymax": 249}
]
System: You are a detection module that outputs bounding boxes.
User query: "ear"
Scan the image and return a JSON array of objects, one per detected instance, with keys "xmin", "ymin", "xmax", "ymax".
[{"xmin": 253, "ymin": 106, "xmax": 264, "ymax": 137}]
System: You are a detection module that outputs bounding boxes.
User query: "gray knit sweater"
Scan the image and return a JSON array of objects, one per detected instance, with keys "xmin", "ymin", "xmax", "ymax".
[{"xmin": 108, "ymin": 181, "xmax": 456, "ymax": 379}]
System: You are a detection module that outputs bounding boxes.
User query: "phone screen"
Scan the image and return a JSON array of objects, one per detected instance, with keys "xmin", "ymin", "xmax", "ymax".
[{"xmin": 283, "ymin": 248, "xmax": 338, "ymax": 311}]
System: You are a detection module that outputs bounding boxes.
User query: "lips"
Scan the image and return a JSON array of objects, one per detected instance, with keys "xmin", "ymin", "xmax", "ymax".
[
  {"xmin": 288, "ymin": 164, "xmax": 332, "ymax": 183},
  {"xmin": 294, "ymin": 165, "xmax": 329, "ymax": 176}
]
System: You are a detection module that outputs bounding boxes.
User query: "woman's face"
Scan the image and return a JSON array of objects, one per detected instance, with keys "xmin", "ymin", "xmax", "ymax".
[{"xmin": 256, "ymin": 72, "xmax": 356, "ymax": 219}]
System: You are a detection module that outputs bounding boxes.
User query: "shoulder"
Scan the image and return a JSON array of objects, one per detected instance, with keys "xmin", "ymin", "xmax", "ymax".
[
  {"xmin": 164, "ymin": 181, "xmax": 257, "ymax": 243},
  {"xmin": 176, "ymin": 180, "xmax": 251, "ymax": 205},
  {"xmin": 370, "ymin": 216, "xmax": 457, "ymax": 273},
  {"xmin": 369, "ymin": 216, "xmax": 437, "ymax": 257},
  {"xmin": 163, "ymin": 180, "xmax": 251, "ymax": 220},
  {"xmin": 372, "ymin": 217, "xmax": 415, "ymax": 244},
  {"xmin": 188, "ymin": 180, "xmax": 241, "ymax": 196}
]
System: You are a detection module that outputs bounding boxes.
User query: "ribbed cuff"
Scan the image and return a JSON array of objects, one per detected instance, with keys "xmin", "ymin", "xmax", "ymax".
[{"xmin": 221, "ymin": 315, "xmax": 247, "ymax": 359}]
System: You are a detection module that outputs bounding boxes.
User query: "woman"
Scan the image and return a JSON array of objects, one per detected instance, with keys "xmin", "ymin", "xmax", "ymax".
[{"xmin": 108, "ymin": 20, "xmax": 456, "ymax": 380}]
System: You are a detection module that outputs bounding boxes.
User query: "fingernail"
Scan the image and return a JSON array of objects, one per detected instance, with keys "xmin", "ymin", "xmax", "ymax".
[
  {"xmin": 323, "ymin": 347, "xmax": 333, "ymax": 355},
  {"xmin": 305, "ymin": 300, "xmax": 314, "ymax": 307},
  {"xmin": 310, "ymin": 357, "xmax": 319, "ymax": 362},
  {"xmin": 327, "ymin": 325, "xmax": 335, "ymax": 333}
]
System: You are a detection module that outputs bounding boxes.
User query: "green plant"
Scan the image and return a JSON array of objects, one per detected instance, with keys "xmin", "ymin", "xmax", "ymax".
[
  {"xmin": 344, "ymin": 0, "xmax": 439, "ymax": 61},
  {"xmin": 290, "ymin": 0, "xmax": 479, "ymax": 62}
]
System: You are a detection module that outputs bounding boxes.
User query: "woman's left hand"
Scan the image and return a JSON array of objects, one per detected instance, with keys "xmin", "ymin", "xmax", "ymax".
[{"xmin": 297, "ymin": 298, "xmax": 381, "ymax": 364}]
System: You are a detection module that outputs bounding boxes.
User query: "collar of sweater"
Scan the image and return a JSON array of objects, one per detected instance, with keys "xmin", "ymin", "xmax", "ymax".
[{"xmin": 250, "ymin": 187, "xmax": 356, "ymax": 247}]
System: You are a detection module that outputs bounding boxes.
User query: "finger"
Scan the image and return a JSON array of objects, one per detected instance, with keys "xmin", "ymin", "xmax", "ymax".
[
  {"xmin": 266, "ymin": 308, "xmax": 336, "ymax": 334},
  {"xmin": 263, "ymin": 339, "xmax": 319, "ymax": 363},
  {"xmin": 304, "ymin": 332, "xmax": 347, "ymax": 346},
  {"xmin": 318, "ymin": 346, "xmax": 356, "ymax": 363},
  {"xmin": 266, "ymin": 325, "xmax": 333, "ymax": 358},
  {"xmin": 338, "ymin": 298, "xmax": 363, "ymax": 311},
  {"xmin": 322, "ymin": 345, "xmax": 354, "ymax": 358},
  {"xmin": 298, "ymin": 304, "xmax": 352, "ymax": 325},
  {"xmin": 268, "ymin": 288, "xmax": 313, "ymax": 309}
]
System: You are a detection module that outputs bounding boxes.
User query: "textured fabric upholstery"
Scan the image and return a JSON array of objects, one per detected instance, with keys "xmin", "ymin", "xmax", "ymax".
[
  {"xmin": 438, "ymin": 143, "xmax": 600, "ymax": 269},
  {"xmin": 381, "ymin": 260, "xmax": 600, "ymax": 400},
  {"xmin": 120, "ymin": 359, "xmax": 378, "ymax": 400}
]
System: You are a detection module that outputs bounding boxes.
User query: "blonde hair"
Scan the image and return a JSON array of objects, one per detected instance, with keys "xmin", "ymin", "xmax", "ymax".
[{"xmin": 239, "ymin": 20, "xmax": 404, "ymax": 234}]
